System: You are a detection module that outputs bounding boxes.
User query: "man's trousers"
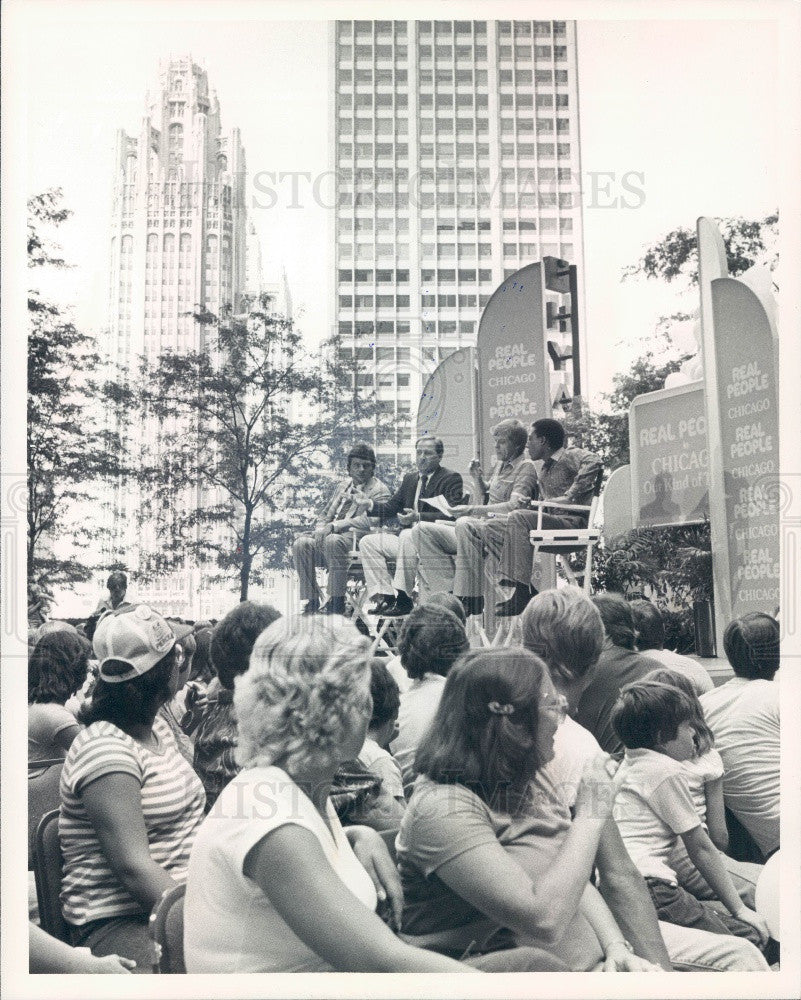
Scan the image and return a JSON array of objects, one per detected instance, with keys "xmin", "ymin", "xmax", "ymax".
[
  {"xmin": 292, "ymin": 531, "xmax": 356, "ymax": 601},
  {"xmin": 358, "ymin": 529, "xmax": 417, "ymax": 598}
]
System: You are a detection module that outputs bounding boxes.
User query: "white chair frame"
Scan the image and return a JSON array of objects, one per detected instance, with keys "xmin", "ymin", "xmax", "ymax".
[{"xmin": 527, "ymin": 492, "xmax": 602, "ymax": 596}]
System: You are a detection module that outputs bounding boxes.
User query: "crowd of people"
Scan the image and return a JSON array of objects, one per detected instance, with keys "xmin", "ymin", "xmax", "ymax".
[
  {"xmin": 26, "ymin": 559, "xmax": 780, "ymax": 974},
  {"xmin": 24, "ymin": 420, "xmax": 781, "ymax": 975}
]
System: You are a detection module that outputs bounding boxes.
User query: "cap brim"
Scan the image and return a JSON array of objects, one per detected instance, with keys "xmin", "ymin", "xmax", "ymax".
[{"xmin": 166, "ymin": 620, "xmax": 194, "ymax": 642}]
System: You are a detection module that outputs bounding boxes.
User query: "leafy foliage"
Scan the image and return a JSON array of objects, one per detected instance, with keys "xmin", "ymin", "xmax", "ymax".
[
  {"xmin": 27, "ymin": 190, "xmax": 135, "ymax": 604},
  {"xmin": 137, "ymin": 299, "xmax": 398, "ymax": 600},
  {"xmin": 623, "ymin": 211, "xmax": 778, "ymax": 286}
]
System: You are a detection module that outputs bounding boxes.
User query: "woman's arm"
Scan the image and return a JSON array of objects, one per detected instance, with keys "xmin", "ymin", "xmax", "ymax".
[
  {"xmin": 703, "ymin": 777, "xmax": 729, "ymax": 852},
  {"xmin": 242, "ymin": 825, "xmax": 475, "ymax": 972},
  {"xmin": 433, "ymin": 752, "xmax": 616, "ymax": 945},
  {"xmin": 81, "ymin": 772, "xmax": 177, "ymax": 912},
  {"xmin": 578, "ymin": 884, "xmax": 661, "ymax": 971},
  {"xmin": 593, "ymin": 818, "xmax": 673, "ymax": 969},
  {"xmin": 29, "ymin": 924, "xmax": 136, "ymax": 974},
  {"xmin": 680, "ymin": 825, "xmax": 769, "ymax": 944}
]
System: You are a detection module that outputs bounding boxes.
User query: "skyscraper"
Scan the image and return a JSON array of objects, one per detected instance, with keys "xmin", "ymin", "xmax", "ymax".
[
  {"xmin": 106, "ymin": 57, "xmax": 248, "ymax": 614},
  {"xmin": 108, "ymin": 56, "xmax": 247, "ymax": 365},
  {"xmin": 329, "ymin": 19, "xmax": 585, "ymax": 467}
]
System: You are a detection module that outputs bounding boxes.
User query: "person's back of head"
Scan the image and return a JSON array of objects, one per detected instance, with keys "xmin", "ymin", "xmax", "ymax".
[
  {"xmin": 211, "ymin": 601, "xmax": 282, "ymax": 690},
  {"xmin": 367, "ymin": 658, "xmax": 400, "ymax": 745},
  {"xmin": 191, "ymin": 626, "xmax": 214, "ymax": 683},
  {"xmin": 629, "ymin": 599, "xmax": 665, "ymax": 651},
  {"xmin": 592, "ymin": 593, "xmax": 638, "ymax": 650},
  {"xmin": 29, "ymin": 630, "xmax": 92, "ymax": 705},
  {"xmin": 235, "ymin": 615, "xmax": 372, "ymax": 773},
  {"xmin": 521, "ymin": 586, "xmax": 604, "ymax": 689},
  {"xmin": 423, "ymin": 591, "xmax": 467, "ymax": 625},
  {"xmin": 723, "ymin": 612, "xmax": 779, "ymax": 681},
  {"xmin": 611, "ymin": 679, "xmax": 695, "ymax": 752},
  {"xmin": 415, "ymin": 647, "xmax": 553, "ymax": 810},
  {"xmin": 643, "ymin": 667, "xmax": 714, "ymax": 754},
  {"xmin": 398, "ymin": 604, "xmax": 469, "ymax": 680}
]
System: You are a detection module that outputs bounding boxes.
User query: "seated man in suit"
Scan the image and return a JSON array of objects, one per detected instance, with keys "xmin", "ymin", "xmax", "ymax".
[
  {"xmin": 492, "ymin": 417, "xmax": 602, "ymax": 617},
  {"xmin": 292, "ymin": 443, "xmax": 390, "ymax": 615},
  {"xmin": 352, "ymin": 436, "xmax": 464, "ymax": 617},
  {"xmin": 414, "ymin": 419, "xmax": 538, "ymax": 616}
]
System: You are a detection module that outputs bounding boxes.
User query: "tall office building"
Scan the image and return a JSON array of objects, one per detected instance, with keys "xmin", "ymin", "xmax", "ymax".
[
  {"xmin": 105, "ymin": 57, "xmax": 248, "ymax": 614},
  {"xmin": 329, "ymin": 19, "xmax": 585, "ymax": 466}
]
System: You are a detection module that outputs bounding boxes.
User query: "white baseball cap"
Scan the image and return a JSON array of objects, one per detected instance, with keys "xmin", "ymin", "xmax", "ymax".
[{"xmin": 93, "ymin": 605, "xmax": 193, "ymax": 683}]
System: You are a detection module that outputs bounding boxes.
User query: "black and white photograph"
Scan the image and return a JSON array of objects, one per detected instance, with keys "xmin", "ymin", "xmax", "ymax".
[{"xmin": 2, "ymin": 0, "xmax": 799, "ymax": 997}]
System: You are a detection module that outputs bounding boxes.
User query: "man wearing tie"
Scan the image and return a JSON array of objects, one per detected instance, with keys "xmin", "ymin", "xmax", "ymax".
[
  {"xmin": 292, "ymin": 443, "xmax": 391, "ymax": 615},
  {"xmin": 353, "ymin": 436, "xmax": 464, "ymax": 617}
]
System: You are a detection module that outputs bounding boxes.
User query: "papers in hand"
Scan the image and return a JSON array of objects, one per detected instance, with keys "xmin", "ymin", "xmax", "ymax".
[{"xmin": 421, "ymin": 495, "xmax": 459, "ymax": 518}]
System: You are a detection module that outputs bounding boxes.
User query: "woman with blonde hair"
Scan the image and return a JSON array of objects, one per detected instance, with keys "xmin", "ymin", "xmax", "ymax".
[{"xmin": 184, "ymin": 615, "xmax": 561, "ymax": 973}]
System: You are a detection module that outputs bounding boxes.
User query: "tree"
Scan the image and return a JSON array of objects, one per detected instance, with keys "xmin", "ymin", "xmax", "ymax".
[
  {"xmin": 623, "ymin": 211, "xmax": 778, "ymax": 285},
  {"xmin": 27, "ymin": 190, "xmax": 134, "ymax": 605},
  {"xmin": 138, "ymin": 298, "xmax": 398, "ymax": 601}
]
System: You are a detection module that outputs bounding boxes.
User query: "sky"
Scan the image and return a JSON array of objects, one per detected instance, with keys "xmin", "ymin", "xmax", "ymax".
[{"xmin": 19, "ymin": 3, "xmax": 783, "ymax": 403}]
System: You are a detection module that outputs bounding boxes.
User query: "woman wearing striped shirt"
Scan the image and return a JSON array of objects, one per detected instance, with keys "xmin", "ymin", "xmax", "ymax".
[{"xmin": 59, "ymin": 605, "xmax": 206, "ymax": 972}]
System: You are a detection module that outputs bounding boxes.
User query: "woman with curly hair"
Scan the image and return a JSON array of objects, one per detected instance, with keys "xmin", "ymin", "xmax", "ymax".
[
  {"xmin": 28, "ymin": 630, "xmax": 92, "ymax": 760},
  {"xmin": 184, "ymin": 615, "xmax": 562, "ymax": 973}
]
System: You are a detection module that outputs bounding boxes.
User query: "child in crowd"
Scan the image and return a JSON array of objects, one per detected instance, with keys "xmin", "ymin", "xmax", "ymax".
[
  {"xmin": 610, "ymin": 680, "xmax": 769, "ymax": 950},
  {"xmin": 358, "ymin": 659, "xmax": 405, "ymax": 806}
]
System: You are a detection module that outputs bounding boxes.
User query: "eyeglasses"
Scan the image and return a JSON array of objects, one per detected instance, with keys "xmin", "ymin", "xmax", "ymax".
[{"xmin": 540, "ymin": 692, "xmax": 569, "ymax": 722}]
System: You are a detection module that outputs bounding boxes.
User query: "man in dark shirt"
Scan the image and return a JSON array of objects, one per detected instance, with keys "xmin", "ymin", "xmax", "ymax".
[
  {"xmin": 353, "ymin": 436, "xmax": 464, "ymax": 616},
  {"xmin": 574, "ymin": 594, "xmax": 663, "ymax": 756},
  {"xmin": 493, "ymin": 418, "xmax": 602, "ymax": 617}
]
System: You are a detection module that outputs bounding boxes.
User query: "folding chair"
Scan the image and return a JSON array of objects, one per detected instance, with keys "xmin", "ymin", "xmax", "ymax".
[
  {"xmin": 528, "ymin": 467, "xmax": 603, "ymax": 596},
  {"xmin": 344, "ymin": 531, "xmax": 407, "ymax": 656},
  {"xmin": 29, "ymin": 759, "xmax": 64, "ymax": 870},
  {"xmin": 32, "ymin": 809, "xmax": 70, "ymax": 943},
  {"xmin": 149, "ymin": 883, "xmax": 186, "ymax": 973}
]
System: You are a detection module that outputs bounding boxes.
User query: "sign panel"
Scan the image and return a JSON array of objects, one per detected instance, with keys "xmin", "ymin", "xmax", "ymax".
[
  {"xmin": 416, "ymin": 347, "xmax": 478, "ymax": 483},
  {"xmin": 712, "ymin": 278, "xmax": 780, "ymax": 619},
  {"xmin": 629, "ymin": 383, "xmax": 709, "ymax": 527},
  {"xmin": 475, "ymin": 263, "xmax": 550, "ymax": 464},
  {"xmin": 602, "ymin": 464, "xmax": 633, "ymax": 542}
]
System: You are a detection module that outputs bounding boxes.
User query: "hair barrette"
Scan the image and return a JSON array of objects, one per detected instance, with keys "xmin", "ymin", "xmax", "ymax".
[{"xmin": 488, "ymin": 701, "xmax": 514, "ymax": 716}]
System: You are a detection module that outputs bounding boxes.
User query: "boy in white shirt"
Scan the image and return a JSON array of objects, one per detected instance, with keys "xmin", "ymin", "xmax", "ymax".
[{"xmin": 611, "ymin": 680, "xmax": 769, "ymax": 951}]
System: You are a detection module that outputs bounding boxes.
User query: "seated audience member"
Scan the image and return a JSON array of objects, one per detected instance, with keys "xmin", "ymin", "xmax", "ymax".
[
  {"xmin": 29, "ymin": 631, "xmax": 91, "ymax": 760},
  {"xmin": 629, "ymin": 599, "xmax": 713, "ymax": 695},
  {"xmin": 398, "ymin": 647, "xmax": 660, "ymax": 971},
  {"xmin": 29, "ymin": 923, "xmax": 136, "ymax": 974},
  {"xmin": 184, "ymin": 616, "xmax": 559, "ymax": 973},
  {"xmin": 493, "ymin": 418, "xmax": 602, "ymax": 617},
  {"xmin": 521, "ymin": 589, "xmax": 767, "ymax": 972},
  {"xmin": 645, "ymin": 668, "xmax": 762, "ymax": 909},
  {"xmin": 193, "ymin": 601, "xmax": 281, "ymax": 810},
  {"xmin": 574, "ymin": 594, "xmax": 663, "ymax": 755},
  {"xmin": 414, "ymin": 419, "xmax": 537, "ymax": 614},
  {"xmin": 354, "ymin": 436, "xmax": 464, "ymax": 617},
  {"xmin": 60, "ymin": 605, "xmax": 206, "ymax": 971},
  {"xmin": 390, "ymin": 604, "xmax": 470, "ymax": 788},
  {"xmin": 358, "ymin": 659, "xmax": 405, "ymax": 809},
  {"xmin": 156, "ymin": 631, "xmax": 198, "ymax": 767},
  {"xmin": 382, "ymin": 593, "xmax": 467, "ymax": 696},
  {"xmin": 610, "ymin": 681, "xmax": 769, "ymax": 953},
  {"xmin": 292, "ymin": 443, "xmax": 390, "ymax": 616},
  {"xmin": 193, "ymin": 601, "xmax": 401, "ymax": 830},
  {"xmin": 700, "ymin": 613, "xmax": 780, "ymax": 860}
]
